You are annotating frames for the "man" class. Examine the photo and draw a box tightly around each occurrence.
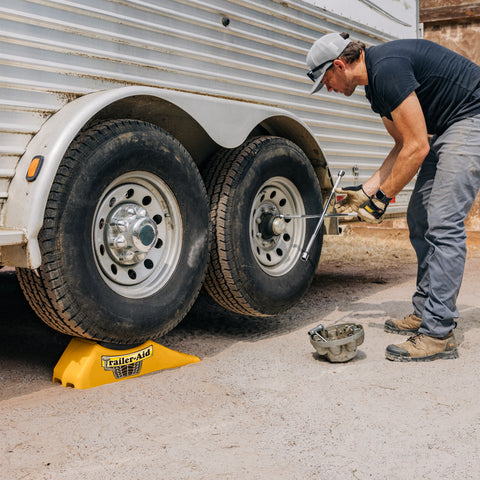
[306,32,480,362]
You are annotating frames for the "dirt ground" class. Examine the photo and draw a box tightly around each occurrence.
[1,226,480,480]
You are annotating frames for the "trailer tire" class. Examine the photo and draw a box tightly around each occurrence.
[17,120,209,344]
[203,136,323,316]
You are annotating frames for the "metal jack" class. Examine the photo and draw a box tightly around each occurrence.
[301,169,345,262]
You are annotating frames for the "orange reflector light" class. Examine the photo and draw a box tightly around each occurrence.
[26,155,44,182]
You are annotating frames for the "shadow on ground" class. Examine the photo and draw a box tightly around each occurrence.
[0,263,416,400]
[2,255,478,400]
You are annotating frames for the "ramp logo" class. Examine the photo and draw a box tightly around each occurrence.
[101,345,153,379]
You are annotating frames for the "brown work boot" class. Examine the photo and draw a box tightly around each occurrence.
[384,313,422,335]
[385,332,458,362]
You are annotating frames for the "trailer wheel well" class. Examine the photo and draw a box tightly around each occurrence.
[87,94,330,188]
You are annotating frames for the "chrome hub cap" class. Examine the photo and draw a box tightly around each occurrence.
[92,172,182,298]
[106,203,158,265]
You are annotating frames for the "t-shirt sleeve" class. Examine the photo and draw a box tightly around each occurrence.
[371,57,420,118]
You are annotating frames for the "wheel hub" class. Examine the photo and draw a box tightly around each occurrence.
[250,177,305,276]
[106,203,158,265]
[257,211,286,240]
[92,173,183,297]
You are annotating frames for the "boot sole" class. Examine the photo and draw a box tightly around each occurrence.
[385,349,459,362]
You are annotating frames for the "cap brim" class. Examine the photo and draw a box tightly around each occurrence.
[309,61,332,94]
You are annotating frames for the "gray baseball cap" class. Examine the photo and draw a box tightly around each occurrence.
[306,33,351,94]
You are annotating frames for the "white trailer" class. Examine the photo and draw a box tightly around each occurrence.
[0,0,419,344]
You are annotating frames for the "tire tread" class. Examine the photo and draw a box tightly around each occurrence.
[203,137,273,316]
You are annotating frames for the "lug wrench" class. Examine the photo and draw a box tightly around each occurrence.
[279,213,357,219]
[300,169,346,262]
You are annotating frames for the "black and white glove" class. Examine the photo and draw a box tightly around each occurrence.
[335,185,369,216]
[358,190,392,224]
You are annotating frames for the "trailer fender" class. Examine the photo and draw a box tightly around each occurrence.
[5,86,328,268]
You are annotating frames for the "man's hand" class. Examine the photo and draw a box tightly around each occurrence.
[335,185,370,215]
[358,193,391,224]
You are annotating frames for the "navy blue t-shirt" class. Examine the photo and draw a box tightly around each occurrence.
[364,39,480,135]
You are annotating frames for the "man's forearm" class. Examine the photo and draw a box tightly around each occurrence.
[379,143,429,198]
[374,93,430,199]
[362,143,401,197]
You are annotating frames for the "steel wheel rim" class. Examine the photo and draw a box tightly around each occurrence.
[92,171,182,298]
[249,176,305,276]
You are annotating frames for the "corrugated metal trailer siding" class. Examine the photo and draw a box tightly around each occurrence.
[0,0,409,219]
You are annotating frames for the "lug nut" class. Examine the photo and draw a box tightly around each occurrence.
[114,235,127,249]
[124,250,135,262]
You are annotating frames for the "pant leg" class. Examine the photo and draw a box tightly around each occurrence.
[418,115,480,338]
[407,148,438,317]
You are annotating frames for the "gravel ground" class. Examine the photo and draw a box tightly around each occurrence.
[1,227,480,480]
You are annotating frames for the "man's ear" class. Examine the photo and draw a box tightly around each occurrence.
[333,58,347,71]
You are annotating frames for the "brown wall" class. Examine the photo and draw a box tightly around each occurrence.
[420,0,480,230]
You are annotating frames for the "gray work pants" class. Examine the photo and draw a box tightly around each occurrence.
[407,114,480,338]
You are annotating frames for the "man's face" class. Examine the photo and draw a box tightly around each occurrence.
[321,60,357,96]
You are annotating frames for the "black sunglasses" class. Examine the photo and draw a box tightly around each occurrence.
[306,59,334,82]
